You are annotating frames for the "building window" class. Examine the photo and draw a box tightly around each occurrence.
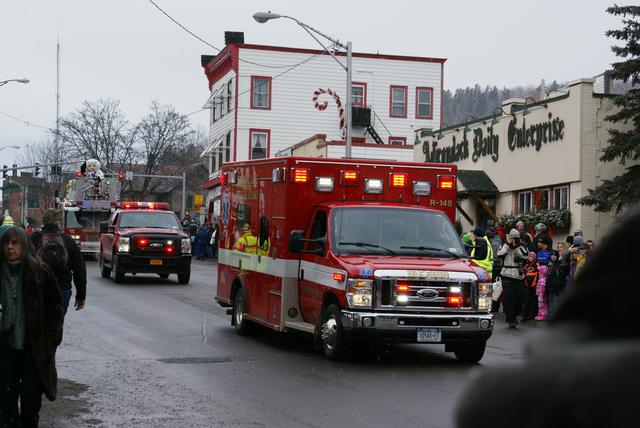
[211,103,217,123]
[226,79,233,112]
[553,186,569,209]
[389,86,408,118]
[518,191,533,213]
[533,189,550,211]
[388,136,407,145]
[352,82,367,107]
[249,129,270,160]
[251,76,272,109]
[416,87,433,119]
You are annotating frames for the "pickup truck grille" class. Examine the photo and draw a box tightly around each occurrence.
[377,279,475,310]
[130,234,182,256]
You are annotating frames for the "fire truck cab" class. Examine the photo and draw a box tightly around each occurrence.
[216,157,493,362]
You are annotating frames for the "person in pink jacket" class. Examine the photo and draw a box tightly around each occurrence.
[536,263,549,320]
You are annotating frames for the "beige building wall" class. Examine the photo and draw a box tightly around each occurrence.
[414,78,632,242]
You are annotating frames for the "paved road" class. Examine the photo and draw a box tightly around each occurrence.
[40,260,543,428]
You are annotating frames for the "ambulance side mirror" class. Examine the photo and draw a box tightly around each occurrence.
[288,230,305,253]
[288,230,326,255]
[100,221,109,234]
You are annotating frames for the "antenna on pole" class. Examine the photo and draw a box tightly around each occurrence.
[55,27,61,171]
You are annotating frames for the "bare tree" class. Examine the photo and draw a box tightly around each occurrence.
[132,101,193,200]
[16,138,71,213]
[57,98,133,170]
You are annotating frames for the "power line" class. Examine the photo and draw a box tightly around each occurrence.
[147,0,323,70]
[0,108,55,131]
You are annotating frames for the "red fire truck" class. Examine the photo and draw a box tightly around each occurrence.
[215,157,493,362]
[61,175,121,256]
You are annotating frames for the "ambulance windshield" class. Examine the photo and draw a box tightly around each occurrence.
[332,207,465,257]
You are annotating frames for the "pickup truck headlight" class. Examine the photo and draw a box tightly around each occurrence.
[181,238,192,254]
[346,279,373,308]
[118,237,130,253]
[477,282,492,312]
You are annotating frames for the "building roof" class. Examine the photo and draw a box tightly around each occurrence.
[457,170,499,198]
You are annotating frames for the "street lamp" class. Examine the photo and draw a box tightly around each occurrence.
[253,12,353,158]
[0,78,29,87]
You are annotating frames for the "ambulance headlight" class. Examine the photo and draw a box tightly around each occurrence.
[118,237,130,253]
[477,282,492,312]
[346,279,373,308]
[364,178,383,194]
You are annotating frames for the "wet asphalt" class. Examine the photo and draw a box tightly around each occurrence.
[40,260,542,428]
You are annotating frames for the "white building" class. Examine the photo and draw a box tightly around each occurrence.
[200,32,445,219]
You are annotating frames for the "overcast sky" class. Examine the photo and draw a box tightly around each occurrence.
[0,0,621,167]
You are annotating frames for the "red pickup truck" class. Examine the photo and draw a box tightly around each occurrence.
[99,202,192,284]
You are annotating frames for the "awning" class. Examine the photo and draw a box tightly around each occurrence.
[457,170,498,198]
[199,136,223,158]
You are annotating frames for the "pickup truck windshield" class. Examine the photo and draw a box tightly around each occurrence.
[332,207,465,257]
[119,212,182,230]
[65,210,111,229]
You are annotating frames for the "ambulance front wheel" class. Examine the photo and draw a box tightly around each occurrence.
[233,287,253,335]
[321,304,347,360]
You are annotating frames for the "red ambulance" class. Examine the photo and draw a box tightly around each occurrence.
[215,157,493,361]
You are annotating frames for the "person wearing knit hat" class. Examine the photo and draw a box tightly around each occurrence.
[497,228,530,328]
[0,216,15,237]
[31,209,86,314]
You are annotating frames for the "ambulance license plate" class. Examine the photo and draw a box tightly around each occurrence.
[150,259,163,266]
[417,328,442,343]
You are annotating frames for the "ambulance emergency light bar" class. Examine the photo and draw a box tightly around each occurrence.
[116,201,170,210]
[223,166,455,197]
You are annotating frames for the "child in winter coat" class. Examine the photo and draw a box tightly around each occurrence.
[536,264,549,320]
[522,252,539,322]
[546,250,563,316]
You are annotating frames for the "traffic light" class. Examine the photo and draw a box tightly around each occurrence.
[2,165,7,179]
[12,164,17,177]
[117,172,125,181]
[35,163,41,177]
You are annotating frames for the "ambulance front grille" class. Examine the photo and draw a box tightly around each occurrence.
[377,279,475,310]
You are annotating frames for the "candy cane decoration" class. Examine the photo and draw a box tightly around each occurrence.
[312,88,346,139]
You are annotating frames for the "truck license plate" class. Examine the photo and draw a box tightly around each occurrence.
[150,259,163,266]
[417,328,442,343]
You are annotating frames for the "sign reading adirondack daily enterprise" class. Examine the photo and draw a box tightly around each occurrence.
[421,112,565,164]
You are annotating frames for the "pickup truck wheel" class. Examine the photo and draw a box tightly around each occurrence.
[100,254,111,278]
[233,287,253,335]
[158,273,170,279]
[111,256,125,284]
[177,270,190,285]
[453,342,486,363]
[321,304,347,360]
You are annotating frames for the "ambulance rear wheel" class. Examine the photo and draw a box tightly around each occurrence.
[233,287,252,335]
[321,304,347,360]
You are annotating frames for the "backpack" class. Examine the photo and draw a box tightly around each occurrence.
[38,232,69,274]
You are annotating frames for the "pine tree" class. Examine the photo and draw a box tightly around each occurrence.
[577,5,640,212]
